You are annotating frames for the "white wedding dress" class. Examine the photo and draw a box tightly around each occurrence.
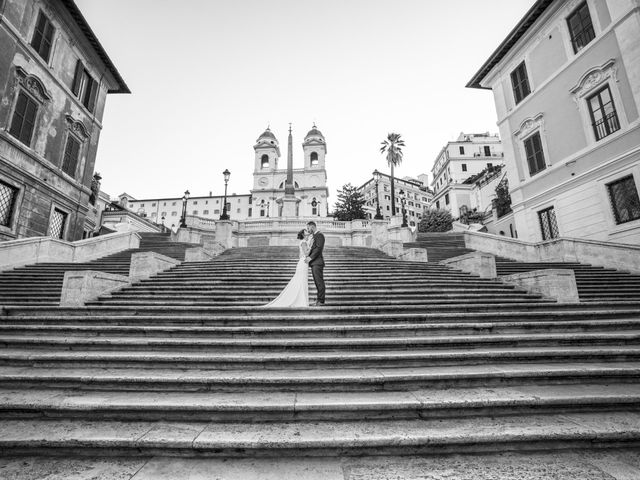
[264,240,309,308]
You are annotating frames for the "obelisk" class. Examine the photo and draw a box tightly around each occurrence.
[281,123,299,217]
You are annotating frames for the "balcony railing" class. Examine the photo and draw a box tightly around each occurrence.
[593,111,620,141]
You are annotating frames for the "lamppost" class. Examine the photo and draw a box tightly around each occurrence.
[399,189,408,227]
[179,190,190,228]
[372,169,383,220]
[220,169,230,220]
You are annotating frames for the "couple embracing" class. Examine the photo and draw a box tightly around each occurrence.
[265,221,325,308]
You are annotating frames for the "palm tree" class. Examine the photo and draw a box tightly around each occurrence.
[380,133,405,216]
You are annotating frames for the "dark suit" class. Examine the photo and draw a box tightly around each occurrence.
[308,231,325,304]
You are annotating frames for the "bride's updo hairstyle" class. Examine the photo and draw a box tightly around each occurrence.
[297,229,306,240]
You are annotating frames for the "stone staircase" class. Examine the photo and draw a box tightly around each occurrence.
[0,243,640,459]
[407,232,640,302]
[0,232,198,307]
[89,246,548,307]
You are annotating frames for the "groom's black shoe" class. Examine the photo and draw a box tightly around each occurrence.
[313,301,325,306]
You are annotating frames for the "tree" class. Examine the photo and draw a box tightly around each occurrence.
[418,209,453,232]
[380,133,405,216]
[332,183,366,221]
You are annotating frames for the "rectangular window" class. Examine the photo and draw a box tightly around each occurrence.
[248,208,252,217]
[607,175,640,225]
[151,203,156,207]
[193,201,198,205]
[588,85,620,141]
[538,206,559,240]
[484,146,491,156]
[236,208,241,213]
[436,201,440,209]
[510,61,531,104]
[567,2,595,53]
[459,146,464,155]
[445,194,450,205]
[192,210,198,215]
[203,209,209,215]
[49,208,67,239]
[461,164,467,172]
[214,209,220,214]
[9,91,38,146]
[61,135,80,178]
[0,180,19,227]
[171,211,177,216]
[31,11,55,62]
[260,209,265,217]
[487,163,493,169]
[524,132,546,175]
[172,202,176,206]
[71,61,98,112]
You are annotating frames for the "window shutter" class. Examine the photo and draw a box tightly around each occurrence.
[87,78,98,112]
[72,60,83,95]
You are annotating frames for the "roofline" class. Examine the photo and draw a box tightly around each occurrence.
[466,0,554,90]
[60,0,130,94]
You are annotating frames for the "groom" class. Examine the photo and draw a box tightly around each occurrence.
[305,221,325,306]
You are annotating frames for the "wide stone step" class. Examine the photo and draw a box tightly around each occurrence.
[2,363,637,391]
[6,302,640,317]
[102,283,539,301]
[2,331,638,352]
[90,297,549,307]
[6,309,639,325]
[2,411,639,456]
[2,384,639,422]
[1,345,639,369]
[2,318,638,338]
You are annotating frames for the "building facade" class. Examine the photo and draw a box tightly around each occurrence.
[430,133,504,216]
[468,0,640,244]
[120,192,253,230]
[358,173,433,226]
[250,125,330,218]
[118,125,331,228]
[0,0,128,241]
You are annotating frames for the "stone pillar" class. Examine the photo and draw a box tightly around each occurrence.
[370,220,389,249]
[500,269,580,303]
[281,197,299,217]
[440,252,497,279]
[129,251,181,282]
[60,271,130,307]
[215,220,234,249]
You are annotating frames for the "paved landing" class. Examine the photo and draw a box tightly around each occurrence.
[2,449,640,479]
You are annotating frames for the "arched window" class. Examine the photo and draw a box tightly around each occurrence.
[310,152,318,166]
[261,154,269,169]
[278,181,300,189]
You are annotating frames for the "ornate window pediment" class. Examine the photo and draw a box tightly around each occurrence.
[570,58,616,98]
[14,66,51,102]
[514,113,545,139]
[64,115,89,139]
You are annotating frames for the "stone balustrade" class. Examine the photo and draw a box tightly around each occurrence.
[463,230,640,275]
[0,231,141,272]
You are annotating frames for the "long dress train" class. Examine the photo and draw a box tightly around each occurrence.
[263,240,309,308]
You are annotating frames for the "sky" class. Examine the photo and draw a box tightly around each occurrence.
[75,0,536,203]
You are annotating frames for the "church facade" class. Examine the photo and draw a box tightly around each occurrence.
[117,124,330,228]
[251,125,330,218]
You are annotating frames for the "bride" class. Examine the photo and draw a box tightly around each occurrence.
[264,229,311,308]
